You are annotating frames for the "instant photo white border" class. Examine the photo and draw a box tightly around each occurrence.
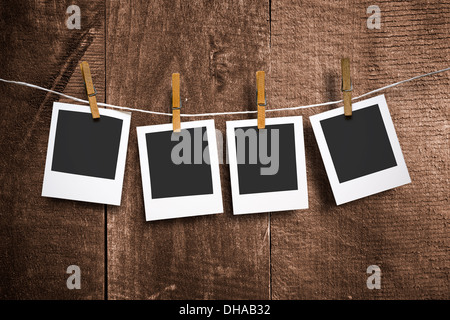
[226,116,308,215]
[137,119,223,221]
[42,102,131,205]
[310,94,411,205]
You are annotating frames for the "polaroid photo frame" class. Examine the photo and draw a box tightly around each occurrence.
[226,116,308,215]
[137,119,223,221]
[310,94,411,205]
[42,102,131,205]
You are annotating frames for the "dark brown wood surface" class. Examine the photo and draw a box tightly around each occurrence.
[269,0,449,299]
[0,0,448,299]
[105,0,270,300]
[0,1,106,299]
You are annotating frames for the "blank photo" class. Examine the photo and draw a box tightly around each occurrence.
[310,94,411,205]
[137,119,223,221]
[42,102,131,205]
[226,116,308,215]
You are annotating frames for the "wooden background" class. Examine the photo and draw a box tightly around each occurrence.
[0,0,448,300]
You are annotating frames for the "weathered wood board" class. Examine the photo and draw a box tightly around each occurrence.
[105,0,270,300]
[0,0,448,299]
[269,0,449,299]
[0,1,105,299]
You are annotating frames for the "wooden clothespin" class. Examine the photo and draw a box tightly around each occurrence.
[172,73,181,132]
[256,71,266,129]
[80,61,100,119]
[341,58,352,116]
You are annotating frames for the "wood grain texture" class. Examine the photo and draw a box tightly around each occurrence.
[106,0,270,299]
[0,0,448,300]
[269,0,449,299]
[0,0,105,299]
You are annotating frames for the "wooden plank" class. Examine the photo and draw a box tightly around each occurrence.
[270,0,449,299]
[0,1,105,299]
[106,1,270,299]
[2,0,447,301]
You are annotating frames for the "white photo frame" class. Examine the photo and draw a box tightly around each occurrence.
[226,116,308,215]
[310,94,411,205]
[42,102,131,205]
[137,119,223,221]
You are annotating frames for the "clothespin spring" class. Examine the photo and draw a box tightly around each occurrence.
[88,85,97,97]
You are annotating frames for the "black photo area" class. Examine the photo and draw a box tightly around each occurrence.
[51,110,123,179]
[235,124,298,194]
[145,127,213,199]
[320,104,397,183]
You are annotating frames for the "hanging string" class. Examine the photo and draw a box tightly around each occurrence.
[0,67,448,117]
